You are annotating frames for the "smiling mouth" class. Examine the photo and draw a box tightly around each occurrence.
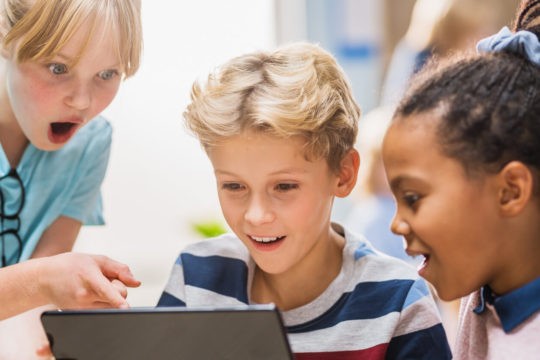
[249,235,285,244]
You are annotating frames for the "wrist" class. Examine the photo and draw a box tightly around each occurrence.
[29,257,53,306]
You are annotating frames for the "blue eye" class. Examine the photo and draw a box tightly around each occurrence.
[48,63,68,75]
[275,183,298,192]
[98,70,118,80]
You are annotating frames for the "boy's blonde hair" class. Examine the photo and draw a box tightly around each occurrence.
[184,42,360,173]
[0,0,142,77]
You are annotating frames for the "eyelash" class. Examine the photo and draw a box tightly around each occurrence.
[220,183,299,192]
[98,70,119,80]
[221,183,245,191]
[275,183,299,192]
[402,192,421,208]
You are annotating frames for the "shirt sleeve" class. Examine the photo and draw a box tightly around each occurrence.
[386,278,453,359]
[62,119,112,225]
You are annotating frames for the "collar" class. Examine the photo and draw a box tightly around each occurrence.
[473,277,540,333]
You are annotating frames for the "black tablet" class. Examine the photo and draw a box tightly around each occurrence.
[41,304,293,360]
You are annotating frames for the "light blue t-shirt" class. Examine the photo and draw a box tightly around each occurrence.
[0,116,112,265]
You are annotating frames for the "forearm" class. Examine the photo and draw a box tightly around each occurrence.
[0,259,49,320]
[31,216,81,258]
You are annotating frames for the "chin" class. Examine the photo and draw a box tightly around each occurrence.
[433,285,473,302]
[33,141,64,152]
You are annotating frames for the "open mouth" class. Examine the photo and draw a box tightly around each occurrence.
[48,122,79,144]
[405,249,430,273]
[250,235,286,244]
[416,254,430,276]
[248,235,286,251]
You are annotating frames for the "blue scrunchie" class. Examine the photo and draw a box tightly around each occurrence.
[476,26,540,65]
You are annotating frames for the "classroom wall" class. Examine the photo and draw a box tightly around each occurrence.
[74,0,276,306]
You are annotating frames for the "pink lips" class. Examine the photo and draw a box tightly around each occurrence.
[48,118,83,144]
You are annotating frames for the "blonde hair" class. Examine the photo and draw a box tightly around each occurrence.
[0,0,142,77]
[184,42,360,173]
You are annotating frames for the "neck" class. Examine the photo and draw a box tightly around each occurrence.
[489,211,540,295]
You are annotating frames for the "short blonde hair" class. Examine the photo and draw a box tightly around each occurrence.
[184,42,360,173]
[0,0,142,77]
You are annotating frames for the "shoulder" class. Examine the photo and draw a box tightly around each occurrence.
[181,233,250,261]
[73,116,112,147]
[81,116,112,135]
[173,233,251,305]
[343,225,418,281]
[341,225,434,311]
[59,116,112,153]
[175,233,252,275]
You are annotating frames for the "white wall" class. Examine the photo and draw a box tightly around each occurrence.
[74,1,276,306]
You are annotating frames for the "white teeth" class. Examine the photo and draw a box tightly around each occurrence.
[251,236,280,243]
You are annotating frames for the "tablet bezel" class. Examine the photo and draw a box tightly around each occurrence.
[41,304,293,360]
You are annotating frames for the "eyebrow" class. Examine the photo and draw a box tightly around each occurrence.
[389,176,406,192]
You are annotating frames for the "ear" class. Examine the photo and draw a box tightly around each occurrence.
[335,149,360,198]
[496,161,533,217]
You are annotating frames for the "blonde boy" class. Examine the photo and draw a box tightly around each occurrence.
[159,43,451,359]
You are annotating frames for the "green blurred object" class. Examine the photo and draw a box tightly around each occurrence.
[191,220,227,238]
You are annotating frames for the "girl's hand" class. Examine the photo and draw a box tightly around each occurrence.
[38,253,141,309]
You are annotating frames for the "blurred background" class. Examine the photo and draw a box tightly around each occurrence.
[1,0,521,357]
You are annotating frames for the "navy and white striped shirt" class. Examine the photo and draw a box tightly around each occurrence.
[158,225,452,359]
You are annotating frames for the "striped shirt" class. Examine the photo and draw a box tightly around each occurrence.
[158,225,451,359]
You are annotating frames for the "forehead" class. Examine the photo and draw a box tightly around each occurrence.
[55,19,120,64]
[207,132,327,175]
[382,114,470,189]
[209,132,305,161]
[382,115,439,166]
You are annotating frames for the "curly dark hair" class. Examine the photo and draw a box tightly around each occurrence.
[394,0,540,178]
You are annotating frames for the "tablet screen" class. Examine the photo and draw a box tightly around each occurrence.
[41,304,292,360]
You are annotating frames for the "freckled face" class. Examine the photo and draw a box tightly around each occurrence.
[382,115,505,301]
[2,20,123,150]
[206,132,342,277]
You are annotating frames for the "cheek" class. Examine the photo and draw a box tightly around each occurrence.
[217,195,242,225]
[284,194,332,227]
[10,84,55,126]
[9,71,51,109]
[91,84,120,114]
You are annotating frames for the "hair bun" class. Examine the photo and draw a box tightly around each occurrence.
[514,0,540,35]
[477,26,540,66]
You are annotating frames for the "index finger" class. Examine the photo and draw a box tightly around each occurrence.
[88,273,130,308]
[92,255,141,287]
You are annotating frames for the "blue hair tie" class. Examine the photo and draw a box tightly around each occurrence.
[477,26,540,65]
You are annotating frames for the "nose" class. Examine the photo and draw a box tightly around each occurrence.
[390,212,410,236]
[244,195,275,225]
[65,80,91,110]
